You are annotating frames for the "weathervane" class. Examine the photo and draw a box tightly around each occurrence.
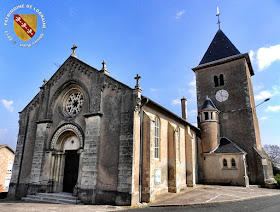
[216,6,221,30]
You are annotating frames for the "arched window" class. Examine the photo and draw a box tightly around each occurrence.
[214,76,219,87]
[231,158,236,167]
[204,112,209,120]
[214,74,225,87]
[220,74,224,86]
[223,159,228,167]
[155,117,160,159]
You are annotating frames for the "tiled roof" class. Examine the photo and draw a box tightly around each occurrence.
[199,29,240,65]
[210,137,246,154]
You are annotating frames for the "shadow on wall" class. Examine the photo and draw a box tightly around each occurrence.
[0,192,8,199]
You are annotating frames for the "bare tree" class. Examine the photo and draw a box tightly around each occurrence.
[263,144,280,168]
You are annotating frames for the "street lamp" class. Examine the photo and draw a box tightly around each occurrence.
[255,98,270,108]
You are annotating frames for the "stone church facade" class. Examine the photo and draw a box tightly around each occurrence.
[9,29,275,205]
[8,49,198,205]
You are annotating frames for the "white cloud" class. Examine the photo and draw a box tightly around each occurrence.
[188,77,196,98]
[266,105,280,112]
[172,99,181,105]
[178,88,188,96]
[150,88,159,92]
[188,109,197,117]
[253,84,264,92]
[2,99,14,112]
[255,90,273,101]
[255,85,280,101]
[249,50,255,63]
[251,44,280,71]
[187,109,198,125]
[260,116,268,120]
[272,85,280,94]
[189,78,196,87]
[176,10,185,19]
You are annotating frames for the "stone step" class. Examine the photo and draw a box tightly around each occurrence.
[22,192,82,205]
[22,196,81,204]
[36,192,78,200]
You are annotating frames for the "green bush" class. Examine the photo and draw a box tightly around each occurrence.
[273,164,280,175]
[274,174,280,186]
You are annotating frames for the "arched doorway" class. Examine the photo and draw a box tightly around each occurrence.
[63,150,79,192]
[50,124,83,193]
[60,133,80,193]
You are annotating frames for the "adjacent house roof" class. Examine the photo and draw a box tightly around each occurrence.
[199,29,240,65]
[0,144,15,154]
[200,96,219,111]
[209,137,246,154]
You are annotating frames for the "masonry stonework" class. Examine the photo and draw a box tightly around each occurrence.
[9,28,275,205]
[193,29,275,186]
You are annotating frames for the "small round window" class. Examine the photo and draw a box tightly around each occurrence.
[63,88,84,116]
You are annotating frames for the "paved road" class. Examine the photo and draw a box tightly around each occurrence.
[150,185,280,206]
[0,200,125,212]
[121,194,280,212]
[1,185,279,212]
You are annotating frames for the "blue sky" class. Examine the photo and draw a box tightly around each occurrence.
[0,0,279,150]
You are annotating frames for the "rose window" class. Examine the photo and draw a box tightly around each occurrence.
[65,92,84,116]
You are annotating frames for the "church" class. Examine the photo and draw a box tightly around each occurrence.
[8,29,275,205]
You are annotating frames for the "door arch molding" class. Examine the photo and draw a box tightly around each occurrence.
[50,123,84,150]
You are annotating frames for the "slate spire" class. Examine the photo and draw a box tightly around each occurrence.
[201,96,219,111]
[199,29,240,65]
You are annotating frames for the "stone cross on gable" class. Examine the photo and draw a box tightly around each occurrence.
[102,60,107,71]
[134,74,141,89]
[71,45,77,57]
[101,60,110,75]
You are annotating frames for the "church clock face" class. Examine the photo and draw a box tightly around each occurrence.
[65,91,84,116]
[215,89,229,102]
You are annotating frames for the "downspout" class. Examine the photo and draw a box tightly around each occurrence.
[139,98,149,203]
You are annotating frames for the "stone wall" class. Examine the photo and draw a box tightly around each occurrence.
[141,103,198,202]
[8,56,138,206]
[0,147,14,192]
[194,57,273,184]
[202,153,248,186]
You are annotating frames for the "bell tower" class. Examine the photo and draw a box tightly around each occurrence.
[192,29,275,185]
